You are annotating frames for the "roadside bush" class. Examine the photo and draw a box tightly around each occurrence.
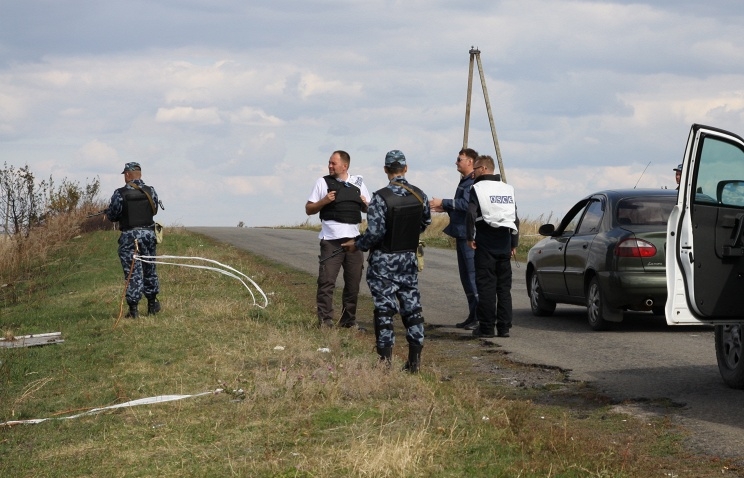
[0,163,107,298]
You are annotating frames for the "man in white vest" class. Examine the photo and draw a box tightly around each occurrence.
[466,155,519,338]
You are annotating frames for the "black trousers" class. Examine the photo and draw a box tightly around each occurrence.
[474,248,512,333]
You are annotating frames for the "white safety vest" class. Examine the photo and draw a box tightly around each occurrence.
[473,180,518,232]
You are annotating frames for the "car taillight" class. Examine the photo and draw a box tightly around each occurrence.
[615,238,657,258]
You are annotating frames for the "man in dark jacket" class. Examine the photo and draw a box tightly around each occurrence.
[466,155,519,338]
[429,148,479,329]
[106,162,161,319]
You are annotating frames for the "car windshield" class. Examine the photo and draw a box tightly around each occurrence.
[616,196,675,226]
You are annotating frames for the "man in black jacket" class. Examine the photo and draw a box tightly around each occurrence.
[466,155,519,338]
[429,148,480,330]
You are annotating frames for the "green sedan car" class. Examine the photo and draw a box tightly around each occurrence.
[526,188,677,330]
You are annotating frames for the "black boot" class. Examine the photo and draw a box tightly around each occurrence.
[125,303,139,319]
[377,346,392,367]
[147,296,161,315]
[403,344,423,374]
[455,317,477,329]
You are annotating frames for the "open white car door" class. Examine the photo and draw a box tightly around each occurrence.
[666,124,744,387]
[667,124,744,324]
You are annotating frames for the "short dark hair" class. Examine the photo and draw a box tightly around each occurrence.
[459,148,478,161]
[385,164,406,174]
[475,155,495,172]
[333,150,351,165]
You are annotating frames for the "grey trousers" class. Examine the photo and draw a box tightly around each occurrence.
[316,238,364,326]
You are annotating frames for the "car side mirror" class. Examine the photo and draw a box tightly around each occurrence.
[538,224,556,236]
[717,180,744,206]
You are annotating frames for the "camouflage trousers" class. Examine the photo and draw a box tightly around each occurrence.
[366,250,424,348]
[118,229,160,305]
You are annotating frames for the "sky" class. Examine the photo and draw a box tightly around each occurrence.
[2,0,744,228]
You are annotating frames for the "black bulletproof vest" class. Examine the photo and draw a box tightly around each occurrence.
[319,175,364,224]
[118,185,155,230]
[376,186,423,253]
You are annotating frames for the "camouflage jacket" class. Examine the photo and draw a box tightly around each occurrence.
[355,176,431,253]
[105,179,159,224]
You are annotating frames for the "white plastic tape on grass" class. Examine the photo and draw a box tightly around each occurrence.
[0,391,218,427]
[136,254,268,308]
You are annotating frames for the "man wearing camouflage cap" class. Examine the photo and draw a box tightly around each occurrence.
[342,150,432,373]
[106,162,162,318]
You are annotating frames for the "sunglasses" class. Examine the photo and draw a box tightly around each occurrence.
[456,157,471,163]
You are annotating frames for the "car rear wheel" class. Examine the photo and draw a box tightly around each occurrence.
[529,272,556,316]
[715,324,744,389]
[586,277,612,331]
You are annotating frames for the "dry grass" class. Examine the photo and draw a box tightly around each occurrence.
[1,217,736,477]
[0,202,110,287]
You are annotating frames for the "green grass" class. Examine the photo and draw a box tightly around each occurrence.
[0,228,735,477]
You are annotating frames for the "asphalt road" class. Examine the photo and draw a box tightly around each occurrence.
[188,226,744,461]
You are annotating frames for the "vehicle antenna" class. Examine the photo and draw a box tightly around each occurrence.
[633,161,651,189]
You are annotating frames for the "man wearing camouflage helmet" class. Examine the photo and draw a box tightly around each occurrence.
[105,162,162,318]
[342,150,432,372]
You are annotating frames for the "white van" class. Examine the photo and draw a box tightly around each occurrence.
[666,124,744,388]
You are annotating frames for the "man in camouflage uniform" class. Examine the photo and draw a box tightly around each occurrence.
[342,150,431,372]
[106,162,161,318]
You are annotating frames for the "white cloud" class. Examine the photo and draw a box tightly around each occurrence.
[1,0,744,226]
[76,140,120,169]
[155,106,222,124]
[229,107,284,126]
[297,72,363,99]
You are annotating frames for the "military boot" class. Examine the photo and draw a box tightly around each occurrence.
[403,344,423,374]
[376,346,392,368]
[146,296,161,315]
[125,303,139,319]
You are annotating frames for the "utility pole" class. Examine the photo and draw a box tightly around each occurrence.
[462,47,507,183]
[462,48,476,150]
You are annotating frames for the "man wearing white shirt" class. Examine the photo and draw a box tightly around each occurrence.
[306,150,370,328]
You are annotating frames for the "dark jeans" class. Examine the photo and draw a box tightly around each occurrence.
[474,248,512,333]
[317,238,364,325]
[456,238,478,321]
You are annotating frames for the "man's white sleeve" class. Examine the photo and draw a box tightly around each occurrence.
[307,177,326,203]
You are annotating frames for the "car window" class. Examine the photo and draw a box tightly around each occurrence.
[694,137,744,207]
[556,199,590,234]
[575,199,603,234]
[563,215,580,234]
[616,196,675,226]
